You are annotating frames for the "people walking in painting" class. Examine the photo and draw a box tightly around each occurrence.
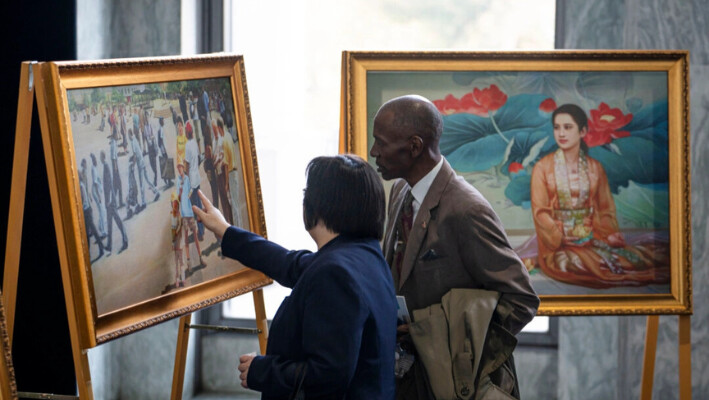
[110,131,125,208]
[175,116,187,165]
[98,104,106,132]
[212,119,232,225]
[90,153,107,237]
[171,191,185,287]
[219,117,242,227]
[119,106,129,152]
[129,128,160,211]
[144,110,159,186]
[132,106,143,154]
[184,121,206,239]
[68,77,244,316]
[177,162,206,271]
[198,86,218,208]
[156,116,173,188]
[100,150,128,253]
[179,92,189,125]
[80,167,105,260]
[126,154,140,218]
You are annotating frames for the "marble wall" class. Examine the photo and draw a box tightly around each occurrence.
[557,0,709,399]
[78,0,180,60]
[515,347,559,399]
[88,319,198,400]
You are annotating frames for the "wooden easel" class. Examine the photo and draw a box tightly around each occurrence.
[640,315,692,400]
[3,61,269,399]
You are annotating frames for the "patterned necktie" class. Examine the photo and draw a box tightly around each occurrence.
[393,190,414,278]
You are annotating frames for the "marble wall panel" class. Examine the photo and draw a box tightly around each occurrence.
[78,0,180,60]
[116,320,180,399]
[88,341,120,400]
[106,0,181,58]
[557,0,709,398]
[555,0,624,49]
[514,347,558,400]
[77,0,109,60]
[559,317,619,400]
[200,333,260,396]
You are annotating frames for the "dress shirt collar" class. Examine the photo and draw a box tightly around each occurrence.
[410,158,444,220]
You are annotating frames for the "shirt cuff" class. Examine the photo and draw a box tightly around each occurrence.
[246,355,267,392]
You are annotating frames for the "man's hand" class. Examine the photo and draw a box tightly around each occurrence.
[397,324,410,335]
[237,353,256,389]
[192,189,230,239]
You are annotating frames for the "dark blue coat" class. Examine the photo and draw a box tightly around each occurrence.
[221,227,397,399]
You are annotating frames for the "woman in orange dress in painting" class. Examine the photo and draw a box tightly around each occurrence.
[530,104,668,288]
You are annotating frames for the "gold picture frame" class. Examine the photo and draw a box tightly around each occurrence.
[341,50,691,316]
[40,54,272,347]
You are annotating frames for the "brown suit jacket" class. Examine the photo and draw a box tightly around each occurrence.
[384,159,539,335]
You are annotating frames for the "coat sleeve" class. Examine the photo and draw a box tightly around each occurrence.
[220,226,313,288]
[247,263,367,398]
[456,202,540,335]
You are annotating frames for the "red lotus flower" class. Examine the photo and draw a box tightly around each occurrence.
[539,98,557,113]
[432,85,508,117]
[433,94,462,115]
[508,162,524,174]
[584,102,633,147]
[459,84,508,117]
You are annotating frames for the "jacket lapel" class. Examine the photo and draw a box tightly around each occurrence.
[384,180,408,287]
[398,160,455,290]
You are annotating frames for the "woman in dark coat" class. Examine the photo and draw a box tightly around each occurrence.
[193,155,397,399]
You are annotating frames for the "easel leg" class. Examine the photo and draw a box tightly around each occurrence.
[4,61,94,398]
[171,314,192,400]
[253,289,268,354]
[640,315,659,400]
[3,61,36,345]
[34,62,93,399]
[678,315,691,400]
[74,349,92,399]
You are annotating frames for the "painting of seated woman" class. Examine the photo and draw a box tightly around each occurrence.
[353,52,689,311]
[369,70,676,296]
[529,104,669,289]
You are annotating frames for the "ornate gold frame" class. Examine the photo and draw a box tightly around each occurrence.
[40,54,272,347]
[340,50,691,316]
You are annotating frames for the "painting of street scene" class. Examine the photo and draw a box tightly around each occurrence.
[69,78,250,315]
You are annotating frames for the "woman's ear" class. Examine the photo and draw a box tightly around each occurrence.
[580,126,588,138]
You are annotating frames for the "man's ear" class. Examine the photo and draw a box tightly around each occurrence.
[409,135,424,157]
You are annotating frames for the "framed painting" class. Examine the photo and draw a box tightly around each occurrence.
[39,54,271,347]
[340,51,691,315]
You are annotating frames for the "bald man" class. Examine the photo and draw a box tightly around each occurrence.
[370,95,539,399]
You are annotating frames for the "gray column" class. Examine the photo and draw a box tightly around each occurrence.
[78,0,180,60]
[556,1,709,398]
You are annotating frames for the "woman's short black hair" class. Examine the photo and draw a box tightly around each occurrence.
[303,154,385,240]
